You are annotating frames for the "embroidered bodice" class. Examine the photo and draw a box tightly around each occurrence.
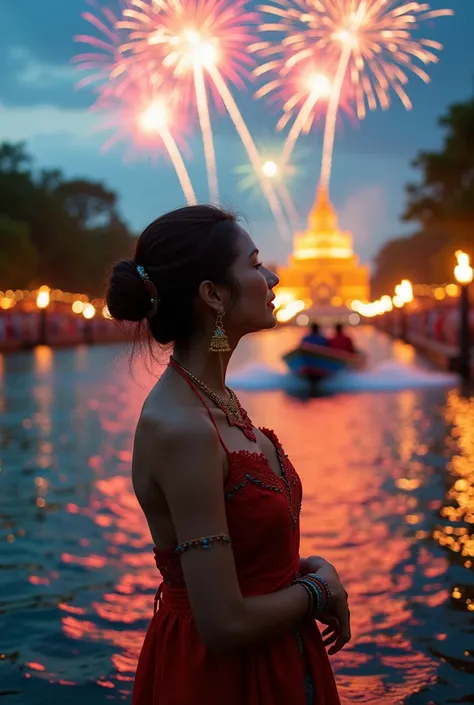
[154,427,302,593]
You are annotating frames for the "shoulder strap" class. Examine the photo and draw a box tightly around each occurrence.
[168,359,230,455]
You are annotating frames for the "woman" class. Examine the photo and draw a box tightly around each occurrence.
[106,205,350,705]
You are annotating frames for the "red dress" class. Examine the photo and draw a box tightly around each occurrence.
[132,380,341,705]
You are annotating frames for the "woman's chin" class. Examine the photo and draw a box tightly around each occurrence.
[262,310,278,330]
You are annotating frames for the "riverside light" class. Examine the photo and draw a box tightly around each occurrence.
[82,304,96,320]
[36,286,50,310]
[454,251,473,285]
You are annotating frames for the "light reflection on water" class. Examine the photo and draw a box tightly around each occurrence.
[0,328,473,704]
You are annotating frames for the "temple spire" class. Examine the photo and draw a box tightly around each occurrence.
[308,184,338,232]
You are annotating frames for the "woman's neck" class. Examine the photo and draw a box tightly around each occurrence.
[172,343,232,396]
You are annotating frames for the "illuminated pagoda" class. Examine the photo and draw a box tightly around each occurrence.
[277,186,370,314]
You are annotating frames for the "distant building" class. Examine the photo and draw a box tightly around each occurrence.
[277,186,370,312]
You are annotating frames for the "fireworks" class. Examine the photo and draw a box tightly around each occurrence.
[235,153,299,230]
[255,0,454,189]
[92,74,196,204]
[118,0,259,202]
[75,0,454,228]
[76,0,288,236]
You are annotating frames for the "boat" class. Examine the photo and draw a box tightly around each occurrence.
[283,342,366,382]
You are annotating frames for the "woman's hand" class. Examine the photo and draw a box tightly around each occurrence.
[299,556,351,654]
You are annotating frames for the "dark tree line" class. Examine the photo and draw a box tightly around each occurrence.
[371,97,474,297]
[0,142,135,294]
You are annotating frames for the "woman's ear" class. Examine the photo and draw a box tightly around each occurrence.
[197,280,223,313]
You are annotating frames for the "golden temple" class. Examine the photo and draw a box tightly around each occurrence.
[277,186,370,310]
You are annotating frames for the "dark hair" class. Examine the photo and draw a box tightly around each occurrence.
[106,205,241,349]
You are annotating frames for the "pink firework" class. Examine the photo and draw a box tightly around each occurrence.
[117,0,260,202]
[93,72,196,203]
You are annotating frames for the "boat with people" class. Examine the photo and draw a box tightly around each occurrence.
[283,341,366,382]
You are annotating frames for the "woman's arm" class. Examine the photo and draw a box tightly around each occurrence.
[140,410,311,653]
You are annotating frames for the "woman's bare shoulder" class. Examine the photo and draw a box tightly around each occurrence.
[134,384,220,470]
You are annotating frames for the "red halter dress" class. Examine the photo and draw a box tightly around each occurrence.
[132,367,341,705]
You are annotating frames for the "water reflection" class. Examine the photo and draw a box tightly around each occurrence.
[0,329,473,703]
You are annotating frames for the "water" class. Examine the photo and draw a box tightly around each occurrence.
[1,327,473,704]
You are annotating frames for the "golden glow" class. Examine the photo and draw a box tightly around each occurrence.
[293,186,355,260]
[434,287,446,301]
[139,101,168,133]
[334,28,358,48]
[36,286,50,310]
[262,160,278,177]
[446,283,459,297]
[273,290,296,308]
[182,31,218,66]
[276,299,305,323]
[392,295,404,309]
[102,305,113,319]
[72,300,84,314]
[454,251,473,285]
[82,304,96,320]
[381,295,393,312]
[1,298,13,310]
[395,280,413,304]
[309,72,331,97]
[357,300,386,318]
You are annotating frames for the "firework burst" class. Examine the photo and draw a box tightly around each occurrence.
[117,0,258,203]
[74,0,135,98]
[92,73,196,204]
[256,0,454,189]
[235,152,299,229]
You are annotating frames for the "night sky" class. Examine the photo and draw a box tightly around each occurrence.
[1,0,473,267]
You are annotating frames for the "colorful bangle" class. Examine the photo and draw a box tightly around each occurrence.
[301,576,326,614]
[292,574,326,618]
[174,533,231,555]
[296,581,314,617]
[311,575,334,608]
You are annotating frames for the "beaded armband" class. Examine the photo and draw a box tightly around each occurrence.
[174,533,231,555]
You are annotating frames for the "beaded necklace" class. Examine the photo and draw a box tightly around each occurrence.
[169,357,256,442]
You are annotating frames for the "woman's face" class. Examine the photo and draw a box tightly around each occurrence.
[225,225,279,337]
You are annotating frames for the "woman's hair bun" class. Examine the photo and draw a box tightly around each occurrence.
[106,259,152,323]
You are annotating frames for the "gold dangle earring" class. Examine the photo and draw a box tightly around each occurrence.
[209,309,231,353]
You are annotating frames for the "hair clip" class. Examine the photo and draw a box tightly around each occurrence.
[136,264,159,318]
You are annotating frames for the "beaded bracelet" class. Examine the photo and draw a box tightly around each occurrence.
[296,580,315,617]
[311,575,334,609]
[292,573,327,618]
[301,576,326,613]
[174,533,231,555]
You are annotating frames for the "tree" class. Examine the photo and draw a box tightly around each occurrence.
[371,96,474,296]
[0,142,135,294]
[55,179,118,229]
[0,216,39,287]
[0,142,32,174]
[403,98,474,225]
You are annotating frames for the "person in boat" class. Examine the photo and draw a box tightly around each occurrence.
[329,323,356,354]
[302,321,329,347]
[106,205,350,705]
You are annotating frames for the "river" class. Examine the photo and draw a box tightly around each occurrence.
[1,327,473,703]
